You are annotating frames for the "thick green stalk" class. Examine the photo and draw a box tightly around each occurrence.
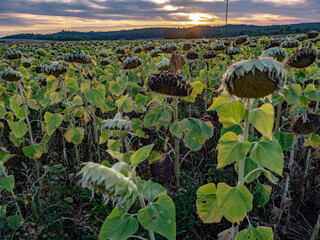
[18,82,41,192]
[238,99,252,183]
[174,98,180,187]
[233,99,251,240]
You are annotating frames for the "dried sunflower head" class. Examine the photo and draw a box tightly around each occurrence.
[3,50,22,60]
[317,50,320,60]
[114,47,126,55]
[79,162,138,206]
[144,42,155,52]
[36,49,47,56]
[307,31,319,39]
[222,57,287,98]
[22,60,32,69]
[161,43,178,53]
[281,38,300,48]
[133,46,142,53]
[287,48,316,68]
[0,69,22,82]
[249,43,257,48]
[186,51,199,60]
[261,47,286,62]
[64,51,92,64]
[235,35,248,45]
[203,51,217,59]
[227,47,241,56]
[42,62,68,77]
[100,58,112,66]
[210,43,225,51]
[150,49,162,58]
[98,50,112,58]
[182,41,192,51]
[147,71,193,97]
[102,112,132,131]
[296,34,307,42]
[264,39,281,50]
[291,112,320,135]
[122,56,142,69]
[156,58,170,71]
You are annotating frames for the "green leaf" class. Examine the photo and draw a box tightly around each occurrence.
[283,84,302,105]
[216,183,253,225]
[84,85,105,108]
[235,158,261,183]
[22,143,48,159]
[108,139,121,152]
[208,93,230,111]
[0,175,14,193]
[196,183,223,223]
[144,105,166,128]
[173,118,213,151]
[249,103,274,140]
[217,132,251,168]
[99,129,112,144]
[250,136,284,176]
[236,226,273,240]
[7,215,23,230]
[64,127,84,145]
[274,132,295,150]
[116,95,134,113]
[254,183,272,208]
[130,144,154,167]
[44,112,63,136]
[142,180,167,203]
[304,133,320,149]
[99,207,138,240]
[217,102,246,128]
[8,121,28,138]
[138,194,176,240]
[304,84,320,101]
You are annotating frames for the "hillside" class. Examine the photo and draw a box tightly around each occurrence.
[1,22,320,41]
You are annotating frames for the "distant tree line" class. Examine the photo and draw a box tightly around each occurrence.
[1,22,320,41]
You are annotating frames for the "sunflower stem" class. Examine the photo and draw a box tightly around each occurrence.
[174,98,180,187]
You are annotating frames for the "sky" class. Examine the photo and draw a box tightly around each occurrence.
[0,0,319,37]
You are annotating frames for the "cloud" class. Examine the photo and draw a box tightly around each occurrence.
[0,0,318,37]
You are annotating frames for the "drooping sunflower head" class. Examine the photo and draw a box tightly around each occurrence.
[122,56,142,70]
[150,49,162,58]
[186,51,199,60]
[286,48,316,68]
[291,111,320,135]
[235,35,248,45]
[3,50,22,60]
[182,41,192,51]
[307,30,319,39]
[261,47,286,62]
[79,162,138,206]
[43,62,68,77]
[161,43,178,54]
[203,51,217,59]
[0,69,23,82]
[64,51,92,64]
[100,58,112,66]
[281,38,300,49]
[222,57,287,98]
[156,58,170,71]
[102,112,132,131]
[147,72,193,97]
[22,60,32,69]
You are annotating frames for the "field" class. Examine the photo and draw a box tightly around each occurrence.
[0,33,320,240]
